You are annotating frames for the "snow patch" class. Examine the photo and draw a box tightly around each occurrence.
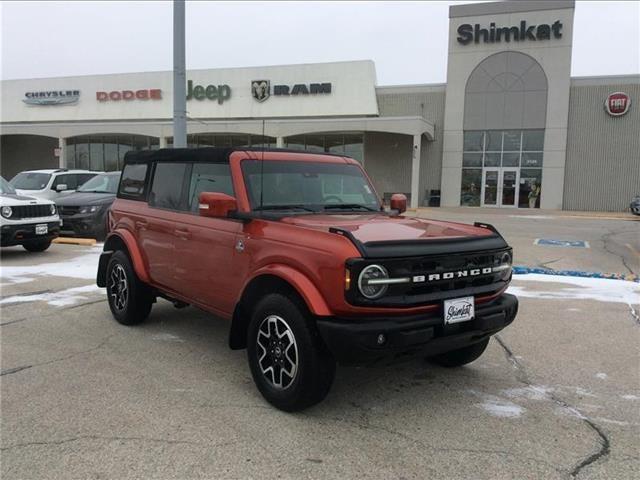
[152,333,185,343]
[0,284,103,307]
[468,390,525,418]
[503,385,551,401]
[0,249,102,285]
[621,394,639,401]
[508,274,640,306]
[595,373,608,380]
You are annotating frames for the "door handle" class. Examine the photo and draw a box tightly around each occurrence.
[135,220,148,230]
[174,228,191,240]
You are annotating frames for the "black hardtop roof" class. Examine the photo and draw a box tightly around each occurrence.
[123,147,347,165]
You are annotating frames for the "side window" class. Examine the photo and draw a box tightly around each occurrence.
[187,162,234,212]
[119,164,148,199]
[52,174,77,190]
[149,162,188,210]
[77,174,97,188]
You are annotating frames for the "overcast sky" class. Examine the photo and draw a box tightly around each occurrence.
[1,1,638,85]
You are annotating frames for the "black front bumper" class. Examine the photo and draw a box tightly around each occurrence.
[1,221,60,247]
[60,212,104,237]
[316,293,518,365]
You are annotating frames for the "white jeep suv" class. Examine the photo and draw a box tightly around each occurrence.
[1,177,61,252]
[10,169,100,201]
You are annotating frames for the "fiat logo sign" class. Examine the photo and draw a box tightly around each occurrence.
[605,92,631,116]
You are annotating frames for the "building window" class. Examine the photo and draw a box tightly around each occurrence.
[66,135,159,172]
[461,130,544,208]
[284,133,364,163]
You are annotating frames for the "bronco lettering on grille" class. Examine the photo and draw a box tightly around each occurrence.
[415,267,493,283]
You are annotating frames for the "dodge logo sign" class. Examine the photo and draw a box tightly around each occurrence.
[252,80,270,102]
[605,92,631,116]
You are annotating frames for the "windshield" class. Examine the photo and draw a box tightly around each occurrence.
[77,173,120,194]
[10,172,51,190]
[0,177,17,195]
[242,160,380,212]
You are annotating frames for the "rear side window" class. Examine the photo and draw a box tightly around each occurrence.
[187,162,233,212]
[119,164,148,199]
[149,162,188,210]
[52,174,79,190]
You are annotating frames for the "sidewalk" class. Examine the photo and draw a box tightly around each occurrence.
[410,206,639,221]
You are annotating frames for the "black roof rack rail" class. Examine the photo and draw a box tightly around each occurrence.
[53,168,69,173]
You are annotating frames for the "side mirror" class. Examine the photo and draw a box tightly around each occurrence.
[55,184,68,192]
[390,193,407,214]
[198,192,237,218]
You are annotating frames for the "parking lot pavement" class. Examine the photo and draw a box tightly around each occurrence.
[414,208,640,276]
[1,219,639,479]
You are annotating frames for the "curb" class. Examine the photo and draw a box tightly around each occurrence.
[53,237,97,246]
[513,266,640,283]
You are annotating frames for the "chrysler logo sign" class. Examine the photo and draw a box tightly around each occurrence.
[605,92,631,116]
[23,90,80,106]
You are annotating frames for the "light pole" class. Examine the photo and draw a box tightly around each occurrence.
[173,0,187,148]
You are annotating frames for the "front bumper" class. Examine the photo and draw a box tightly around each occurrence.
[60,212,104,237]
[630,204,640,215]
[1,221,60,247]
[316,293,518,365]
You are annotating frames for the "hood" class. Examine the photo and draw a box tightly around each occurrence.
[279,213,507,258]
[56,192,116,206]
[0,193,53,206]
[280,213,493,242]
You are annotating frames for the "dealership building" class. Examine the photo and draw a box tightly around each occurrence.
[1,0,638,211]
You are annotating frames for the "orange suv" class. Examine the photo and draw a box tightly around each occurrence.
[97,148,518,411]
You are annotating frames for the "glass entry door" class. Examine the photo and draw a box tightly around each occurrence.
[481,168,520,207]
[481,169,499,206]
[500,168,519,207]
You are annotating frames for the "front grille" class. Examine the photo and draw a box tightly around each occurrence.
[346,248,511,307]
[59,206,81,216]
[10,204,54,220]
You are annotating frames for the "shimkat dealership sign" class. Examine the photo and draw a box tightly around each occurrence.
[457,20,563,44]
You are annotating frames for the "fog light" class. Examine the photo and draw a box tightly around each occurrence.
[377,333,386,345]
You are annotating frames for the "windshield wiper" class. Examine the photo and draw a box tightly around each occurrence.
[323,204,379,212]
[254,204,317,212]
[79,190,112,194]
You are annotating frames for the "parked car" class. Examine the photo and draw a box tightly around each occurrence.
[630,195,640,216]
[0,176,60,252]
[10,169,100,201]
[57,171,121,240]
[97,148,518,411]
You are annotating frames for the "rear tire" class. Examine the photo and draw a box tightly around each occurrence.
[106,250,153,325]
[247,293,336,411]
[22,239,52,252]
[428,338,490,367]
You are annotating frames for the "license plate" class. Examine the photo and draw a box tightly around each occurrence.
[444,296,475,324]
[35,224,48,235]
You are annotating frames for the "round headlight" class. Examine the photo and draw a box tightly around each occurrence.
[358,264,389,299]
[49,204,57,215]
[1,206,12,218]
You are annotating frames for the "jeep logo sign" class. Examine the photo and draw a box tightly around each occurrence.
[605,92,631,116]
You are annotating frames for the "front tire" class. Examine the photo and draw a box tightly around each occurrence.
[247,293,336,411]
[106,250,153,325]
[428,338,490,367]
[22,238,52,252]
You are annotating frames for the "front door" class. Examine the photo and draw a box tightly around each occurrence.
[481,168,520,207]
[500,168,519,208]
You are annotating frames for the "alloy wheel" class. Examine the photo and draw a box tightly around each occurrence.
[109,264,128,311]
[256,315,299,389]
